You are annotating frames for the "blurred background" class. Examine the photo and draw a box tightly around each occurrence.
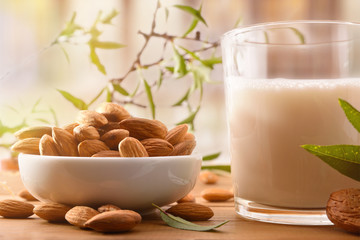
[0,0,360,166]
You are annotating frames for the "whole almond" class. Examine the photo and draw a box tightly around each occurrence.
[326,188,360,233]
[141,138,174,157]
[39,134,59,156]
[0,199,34,218]
[91,150,121,157]
[18,189,37,201]
[100,129,129,150]
[177,193,196,203]
[34,203,71,222]
[76,110,108,128]
[170,140,196,156]
[98,204,121,213]
[119,117,167,140]
[199,171,219,184]
[73,124,100,142]
[14,126,52,140]
[52,127,78,156]
[78,139,110,157]
[11,138,40,155]
[165,124,188,145]
[118,137,149,157]
[96,102,131,122]
[166,202,213,221]
[65,206,99,228]
[62,122,79,134]
[97,122,123,136]
[201,188,233,202]
[183,132,195,141]
[85,210,141,233]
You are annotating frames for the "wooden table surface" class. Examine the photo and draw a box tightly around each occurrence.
[0,175,359,240]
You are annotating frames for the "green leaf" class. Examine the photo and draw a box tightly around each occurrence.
[201,57,222,69]
[89,46,106,74]
[183,18,199,37]
[302,144,360,182]
[130,81,141,97]
[31,98,42,113]
[152,204,229,231]
[112,83,129,96]
[143,78,156,119]
[177,107,200,130]
[172,45,188,78]
[157,70,164,89]
[203,152,221,161]
[49,107,58,127]
[88,88,106,107]
[174,5,207,27]
[263,31,269,44]
[165,66,174,73]
[339,98,360,133]
[101,9,119,24]
[57,12,82,38]
[34,118,51,124]
[90,41,126,49]
[289,27,305,44]
[106,88,112,102]
[172,89,190,107]
[165,7,169,22]
[202,165,231,173]
[58,44,70,63]
[233,15,243,28]
[57,89,88,110]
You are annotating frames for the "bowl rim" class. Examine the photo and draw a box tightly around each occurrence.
[18,153,202,162]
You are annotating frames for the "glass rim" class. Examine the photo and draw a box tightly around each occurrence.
[222,20,360,46]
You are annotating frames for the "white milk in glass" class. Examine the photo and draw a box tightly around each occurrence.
[227,77,360,208]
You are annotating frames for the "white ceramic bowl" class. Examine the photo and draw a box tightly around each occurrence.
[18,154,201,212]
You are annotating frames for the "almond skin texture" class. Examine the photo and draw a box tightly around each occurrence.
[100,129,129,150]
[84,210,141,233]
[62,122,79,134]
[39,134,59,156]
[78,139,110,157]
[165,124,188,145]
[141,138,174,157]
[119,137,149,157]
[97,122,123,136]
[33,203,71,222]
[177,193,196,203]
[18,189,37,201]
[183,132,195,141]
[52,127,78,156]
[170,140,196,156]
[14,126,52,140]
[98,204,121,213]
[65,206,99,228]
[91,150,121,157]
[96,102,131,122]
[11,138,40,155]
[201,188,234,202]
[166,202,213,221]
[73,124,100,142]
[199,171,219,184]
[0,199,34,218]
[76,110,108,128]
[326,188,360,233]
[119,117,167,140]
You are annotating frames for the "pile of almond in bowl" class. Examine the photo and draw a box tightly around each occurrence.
[11,102,196,158]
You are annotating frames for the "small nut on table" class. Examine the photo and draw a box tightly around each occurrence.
[326,188,360,233]
[201,188,234,202]
[199,170,219,184]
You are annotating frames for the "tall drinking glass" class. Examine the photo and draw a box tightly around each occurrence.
[222,21,360,225]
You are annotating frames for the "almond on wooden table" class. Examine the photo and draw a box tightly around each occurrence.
[199,171,219,184]
[14,126,52,140]
[201,188,234,202]
[100,129,129,150]
[39,134,59,156]
[119,117,167,140]
[33,203,71,222]
[166,202,214,221]
[11,138,40,155]
[96,102,131,122]
[78,139,109,157]
[165,124,188,145]
[73,124,100,142]
[141,138,173,157]
[91,150,121,157]
[18,189,37,201]
[118,137,149,157]
[52,127,78,156]
[65,206,99,228]
[0,199,34,218]
[76,110,108,128]
[177,193,196,203]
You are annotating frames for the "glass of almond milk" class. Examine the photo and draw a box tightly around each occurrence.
[222,21,360,225]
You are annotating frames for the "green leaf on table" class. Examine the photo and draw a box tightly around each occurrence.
[88,88,106,107]
[339,98,360,133]
[152,204,229,231]
[202,165,231,173]
[91,41,125,49]
[89,46,106,74]
[112,83,129,96]
[57,89,88,110]
[101,9,119,24]
[302,144,360,182]
[203,152,221,161]
[143,78,156,119]
[172,89,190,107]
[173,4,207,27]
[172,45,188,78]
